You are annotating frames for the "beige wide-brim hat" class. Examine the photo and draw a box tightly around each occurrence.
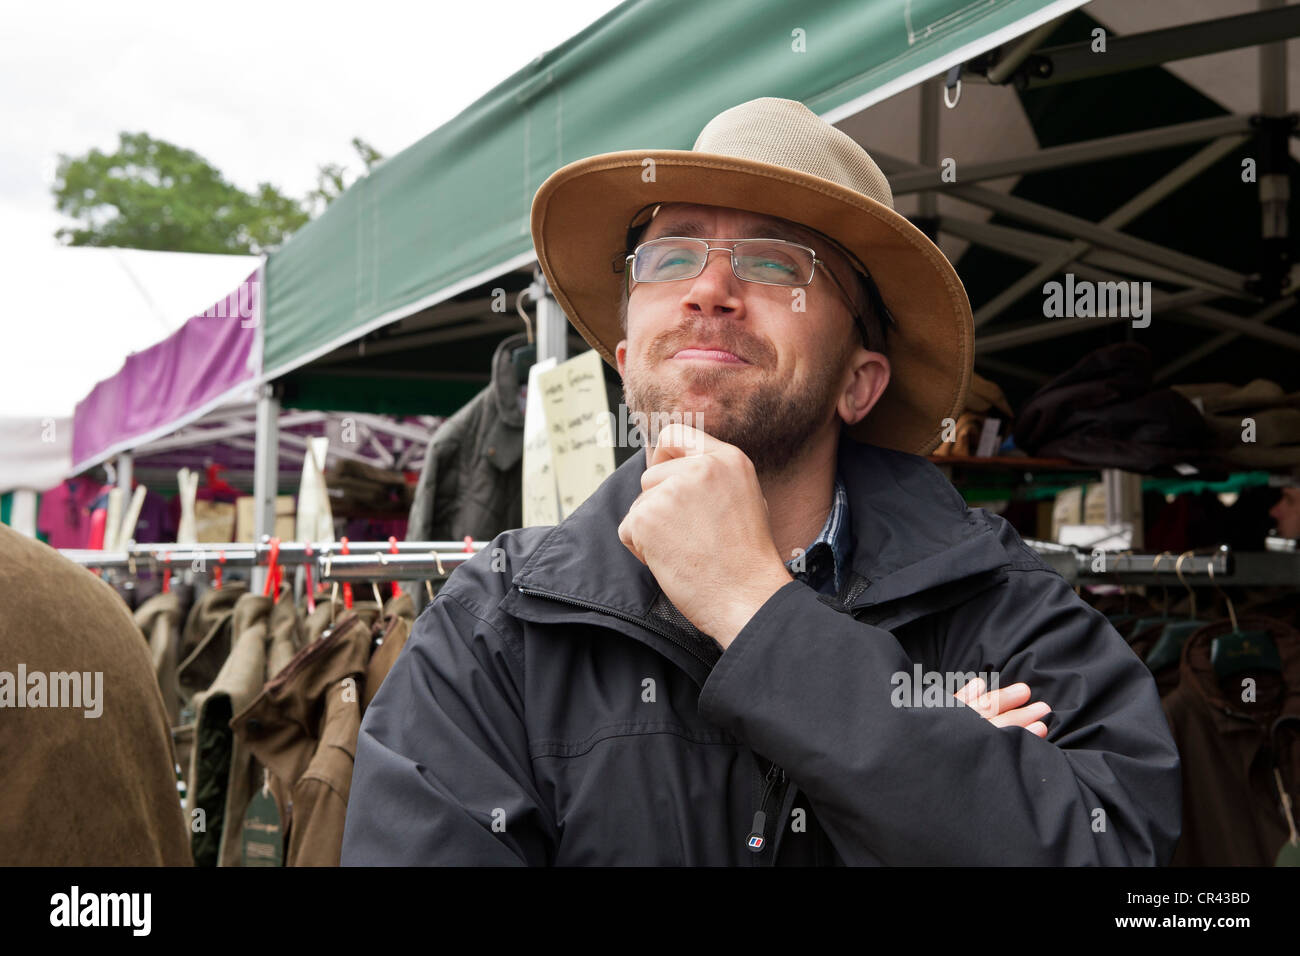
[530,96,974,456]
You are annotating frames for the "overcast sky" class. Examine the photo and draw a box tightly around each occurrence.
[0,0,627,257]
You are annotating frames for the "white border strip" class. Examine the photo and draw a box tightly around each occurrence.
[259,248,540,384]
[820,0,1091,125]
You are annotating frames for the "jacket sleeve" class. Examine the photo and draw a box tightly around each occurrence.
[697,568,1182,866]
[341,589,555,865]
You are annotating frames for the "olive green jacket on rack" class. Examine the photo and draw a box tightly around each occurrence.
[135,591,185,731]
[183,589,303,867]
[231,597,411,866]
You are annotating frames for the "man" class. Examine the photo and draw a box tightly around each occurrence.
[0,523,192,865]
[1268,479,1300,539]
[344,97,1181,865]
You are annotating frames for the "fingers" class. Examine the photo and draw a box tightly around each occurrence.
[953,680,1031,717]
[988,700,1052,731]
[641,455,704,492]
[952,676,986,705]
[616,514,645,565]
[647,422,717,467]
[952,679,1052,736]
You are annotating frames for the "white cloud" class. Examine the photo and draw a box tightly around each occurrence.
[0,0,627,250]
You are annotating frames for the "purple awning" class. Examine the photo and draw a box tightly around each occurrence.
[72,272,260,470]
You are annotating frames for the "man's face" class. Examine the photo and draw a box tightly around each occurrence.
[1270,486,1300,539]
[615,202,889,477]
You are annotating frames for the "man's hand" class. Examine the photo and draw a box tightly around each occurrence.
[617,423,792,647]
[954,677,1051,738]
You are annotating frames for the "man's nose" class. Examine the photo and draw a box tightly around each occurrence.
[682,247,743,314]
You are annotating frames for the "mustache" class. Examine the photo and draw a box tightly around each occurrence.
[650,322,773,366]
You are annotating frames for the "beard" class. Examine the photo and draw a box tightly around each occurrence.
[621,319,852,478]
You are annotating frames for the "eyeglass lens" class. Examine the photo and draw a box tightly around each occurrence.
[633,238,813,285]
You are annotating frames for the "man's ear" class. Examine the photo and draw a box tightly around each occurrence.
[838,350,890,427]
[616,339,629,377]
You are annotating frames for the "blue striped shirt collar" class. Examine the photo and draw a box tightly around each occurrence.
[784,475,852,597]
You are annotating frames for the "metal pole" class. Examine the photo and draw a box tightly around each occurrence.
[873,148,1251,295]
[967,134,1248,327]
[252,383,280,592]
[1102,469,1143,551]
[916,77,940,240]
[889,115,1252,194]
[985,16,1066,85]
[116,452,132,499]
[533,267,569,365]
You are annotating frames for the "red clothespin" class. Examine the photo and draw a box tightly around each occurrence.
[340,536,354,609]
[303,544,316,614]
[214,550,225,590]
[263,537,281,601]
[388,536,402,599]
[162,551,172,593]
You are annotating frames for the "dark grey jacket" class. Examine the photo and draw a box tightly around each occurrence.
[344,437,1182,865]
[407,333,528,547]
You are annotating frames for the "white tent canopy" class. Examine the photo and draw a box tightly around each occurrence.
[0,246,257,493]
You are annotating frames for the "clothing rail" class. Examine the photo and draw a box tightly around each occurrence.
[316,553,475,583]
[59,539,487,575]
[1025,542,1238,585]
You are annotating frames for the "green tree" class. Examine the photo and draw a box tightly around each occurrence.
[52,132,310,254]
[51,131,384,254]
[305,136,385,215]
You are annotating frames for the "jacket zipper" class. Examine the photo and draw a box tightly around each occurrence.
[747,761,786,855]
[515,584,720,670]
[518,583,791,860]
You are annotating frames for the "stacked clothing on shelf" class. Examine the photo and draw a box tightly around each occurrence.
[1012,343,1221,476]
[1172,379,1300,470]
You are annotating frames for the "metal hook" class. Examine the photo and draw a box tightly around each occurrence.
[1206,563,1239,633]
[943,64,963,109]
[515,289,535,344]
[1174,551,1197,620]
[1151,551,1175,613]
[1113,549,1134,612]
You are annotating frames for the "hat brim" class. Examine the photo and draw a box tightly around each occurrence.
[530,149,974,456]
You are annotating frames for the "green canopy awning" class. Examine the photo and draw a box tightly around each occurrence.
[262,0,1088,378]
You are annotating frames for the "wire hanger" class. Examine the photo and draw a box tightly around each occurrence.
[1174,551,1197,620]
[1151,551,1176,615]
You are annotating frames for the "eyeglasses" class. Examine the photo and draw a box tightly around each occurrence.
[624,236,863,318]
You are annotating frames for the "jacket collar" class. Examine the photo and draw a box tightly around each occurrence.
[510,432,1011,623]
[232,611,374,790]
